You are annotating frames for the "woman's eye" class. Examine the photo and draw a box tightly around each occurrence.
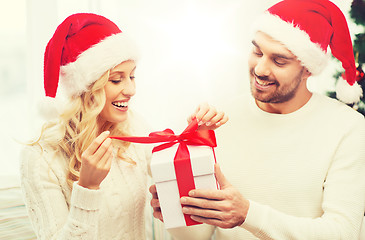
[110,79,121,84]
[253,49,262,57]
[130,76,135,80]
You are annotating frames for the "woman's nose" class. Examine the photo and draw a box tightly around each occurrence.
[121,78,136,96]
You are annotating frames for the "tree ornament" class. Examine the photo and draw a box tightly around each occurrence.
[355,65,365,83]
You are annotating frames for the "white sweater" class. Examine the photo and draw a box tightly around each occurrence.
[20,115,155,240]
[169,93,365,239]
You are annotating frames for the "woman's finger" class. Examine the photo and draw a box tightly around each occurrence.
[194,103,210,123]
[83,131,110,156]
[199,109,218,125]
[92,137,112,162]
[204,111,224,126]
[217,114,229,126]
[98,144,113,167]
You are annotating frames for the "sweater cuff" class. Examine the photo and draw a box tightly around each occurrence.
[241,200,268,236]
[71,182,102,210]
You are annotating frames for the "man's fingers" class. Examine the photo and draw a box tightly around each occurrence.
[181,195,225,211]
[214,164,231,189]
[187,187,226,201]
[182,206,222,220]
[184,165,230,199]
[149,185,164,222]
[186,206,245,229]
[149,184,157,193]
[150,198,160,208]
[149,184,158,199]
[153,211,164,222]
[190,215,232,229]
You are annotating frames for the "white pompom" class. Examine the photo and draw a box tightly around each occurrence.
[335,79,363,104]
[37,96,65,120]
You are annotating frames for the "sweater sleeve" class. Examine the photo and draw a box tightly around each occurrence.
[241,118,365,240]
[20,146,102,240]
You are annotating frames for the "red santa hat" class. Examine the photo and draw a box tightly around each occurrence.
[252,0,362,104]
[44,13,138,98]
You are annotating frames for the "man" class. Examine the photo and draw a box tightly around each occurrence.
[150,0,365,239]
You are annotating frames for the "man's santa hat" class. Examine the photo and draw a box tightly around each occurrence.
[252,0,362,104]
[44,13,138,98]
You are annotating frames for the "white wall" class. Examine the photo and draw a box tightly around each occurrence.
[0,0,355,176]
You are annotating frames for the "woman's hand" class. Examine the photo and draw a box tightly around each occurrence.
[188,102,228,130]
[78,131,113,190]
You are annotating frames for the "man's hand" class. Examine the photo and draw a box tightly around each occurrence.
[181,164,249,228]
[149,184,163,222]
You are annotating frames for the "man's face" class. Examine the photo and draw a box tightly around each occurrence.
[248,31,311,108]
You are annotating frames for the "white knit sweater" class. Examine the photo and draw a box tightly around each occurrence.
[169,93,365,239]
[20,115,156,240]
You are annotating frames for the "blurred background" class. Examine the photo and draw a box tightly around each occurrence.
[0,0,357,177]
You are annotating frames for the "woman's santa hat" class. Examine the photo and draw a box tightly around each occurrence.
[252,0,362,104]
[44,13,138,98]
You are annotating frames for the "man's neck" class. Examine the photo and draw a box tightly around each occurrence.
[256,90,312,114]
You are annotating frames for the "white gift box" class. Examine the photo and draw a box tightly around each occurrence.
[150,144,218,229]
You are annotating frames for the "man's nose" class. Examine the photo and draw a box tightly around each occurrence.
[254,57,270,77]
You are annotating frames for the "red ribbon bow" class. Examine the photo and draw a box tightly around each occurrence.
[110,119,216,149]
[110,119,217,226]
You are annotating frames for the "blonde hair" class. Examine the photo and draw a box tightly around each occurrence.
[32,70,131,188]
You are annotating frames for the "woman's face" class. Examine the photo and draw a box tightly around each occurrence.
[99,60,136,124]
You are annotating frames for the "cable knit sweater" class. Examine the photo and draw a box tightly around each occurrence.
[20,114,155,240]
[169,93,365,240]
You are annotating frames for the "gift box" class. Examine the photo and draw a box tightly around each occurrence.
[150,144,218,229]
[109,119,218,229]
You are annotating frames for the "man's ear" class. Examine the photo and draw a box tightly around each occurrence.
[303,67,312,79]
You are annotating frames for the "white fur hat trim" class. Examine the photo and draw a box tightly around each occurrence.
[251,12,329,75]
[60,33,138,97]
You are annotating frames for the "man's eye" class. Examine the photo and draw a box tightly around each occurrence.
[274,59,287,66]
[130,76,135,80]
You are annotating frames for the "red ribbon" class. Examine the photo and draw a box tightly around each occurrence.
[110,119,217,226]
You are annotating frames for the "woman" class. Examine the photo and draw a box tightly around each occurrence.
[20,13,227,239]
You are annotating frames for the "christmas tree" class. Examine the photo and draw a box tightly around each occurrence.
[327,0,365,115]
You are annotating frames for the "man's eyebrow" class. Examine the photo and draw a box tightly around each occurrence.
[272,53,295,60]
[252,40,295,60]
